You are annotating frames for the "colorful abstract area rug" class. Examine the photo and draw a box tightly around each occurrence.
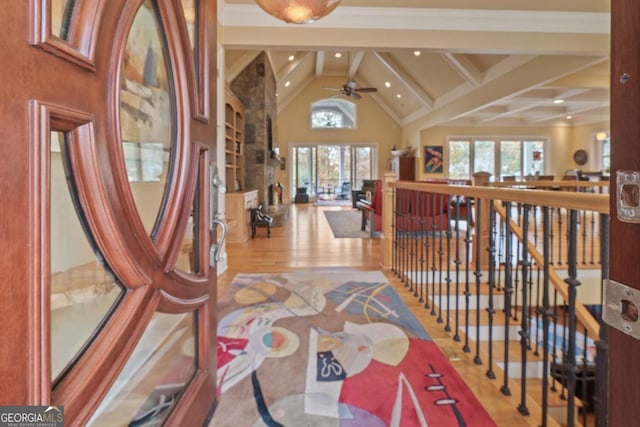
[211,271,496,427]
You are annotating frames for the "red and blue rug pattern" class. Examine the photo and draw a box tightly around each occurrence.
[211,271,496,427]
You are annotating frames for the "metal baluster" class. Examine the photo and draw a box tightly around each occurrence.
[518,204,531,415]
[565,209,580,427]
[581,326,589,427]
[418,195,426,304]
[513,239,521,321]
[595,213,609,427]
[486,200,497,379]
[463,198,472,353]
[540,206,552,427]
[581,210,588,265]
[453,199,462,342]
[557,207,563,265]
[501,201,513,396]
[496,211,505,291]
[589,210,596,265]
[424,192,432,310]
[549,288,558,393]
[438,193,445,324]
[444,194,453,333]
[473,198,483,365]
[549,208,555,265]
[430,193,437,316]
[410,192,418,296]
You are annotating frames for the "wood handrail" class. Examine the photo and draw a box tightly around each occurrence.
[490,180,608,189]
[390,181,609,214]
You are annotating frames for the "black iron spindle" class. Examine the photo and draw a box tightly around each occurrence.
[517,204,531,415]
[486,200,497,380]
[453,200,462,342]
[473,198,483,365]
[595,213,609,427]
[501,201,513,396]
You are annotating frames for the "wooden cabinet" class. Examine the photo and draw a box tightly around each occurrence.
[225,190,258,243]
[390,156,415,181]
[225,89,245,192]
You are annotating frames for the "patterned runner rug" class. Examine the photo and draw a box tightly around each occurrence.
[211,270,496,427]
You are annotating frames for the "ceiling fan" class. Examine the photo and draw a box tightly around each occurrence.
[324,80,377,100]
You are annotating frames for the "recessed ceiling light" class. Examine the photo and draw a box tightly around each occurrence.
[553,99,564,104]
[284,81,291,87]
[288,55,295,61]
[385,82,391,88]
[334,52,342,58]
[566,115,572,119]
[413,51,421,56]
[596,131,608,141]
[397,94,402,99]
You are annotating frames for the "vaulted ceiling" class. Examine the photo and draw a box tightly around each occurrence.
[220,0,610,130]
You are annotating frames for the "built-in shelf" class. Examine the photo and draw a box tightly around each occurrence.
[225,89,244,192]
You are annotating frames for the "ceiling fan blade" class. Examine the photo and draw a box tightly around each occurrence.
[322,87,341,92]
[355,87,377,93]
[351,92,362,100]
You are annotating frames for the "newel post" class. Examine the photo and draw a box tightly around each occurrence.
[473,171,492,269]
[382,171,397,269]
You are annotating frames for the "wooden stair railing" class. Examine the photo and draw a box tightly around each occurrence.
[384,176,609,427]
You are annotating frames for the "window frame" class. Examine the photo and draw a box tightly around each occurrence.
[447,137,548,180]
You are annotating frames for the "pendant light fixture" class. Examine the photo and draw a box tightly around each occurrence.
[255,0,341,24]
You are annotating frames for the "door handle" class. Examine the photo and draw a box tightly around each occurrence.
[210,215,228,266]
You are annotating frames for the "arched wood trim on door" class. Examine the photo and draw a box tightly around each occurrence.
[30,0,107,70]
[8,1,218,424]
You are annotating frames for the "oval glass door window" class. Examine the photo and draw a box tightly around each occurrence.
[120,0,175,237]
[50,132,124,382]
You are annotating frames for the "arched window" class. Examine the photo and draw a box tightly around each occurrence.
[311,98,356,129]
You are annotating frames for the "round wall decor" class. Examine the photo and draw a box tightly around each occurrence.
[573,149,588,165]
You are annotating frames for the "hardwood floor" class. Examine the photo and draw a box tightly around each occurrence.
[216,203,545,427]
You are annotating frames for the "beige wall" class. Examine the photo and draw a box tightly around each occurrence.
[276,77,401,201]
[401,122,609,181]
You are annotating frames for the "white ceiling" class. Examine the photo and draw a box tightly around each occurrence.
[220,0,610,130]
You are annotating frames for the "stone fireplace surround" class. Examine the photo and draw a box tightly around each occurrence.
[230,52,278,208]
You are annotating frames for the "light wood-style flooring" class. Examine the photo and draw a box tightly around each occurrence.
[217,203,547,427]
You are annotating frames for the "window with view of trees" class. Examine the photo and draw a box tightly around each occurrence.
[448,138,546,180]
[311,99,356,129]
[291,144,375,199]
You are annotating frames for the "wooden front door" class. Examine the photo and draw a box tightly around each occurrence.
[610,1,640,426]
[0,1,218,425]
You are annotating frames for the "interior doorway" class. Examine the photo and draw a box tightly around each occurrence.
[291,144,376,201]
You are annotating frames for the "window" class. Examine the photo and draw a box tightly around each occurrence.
[311,99,356,129]
[598,133,610,174]
[448,138,546,180]
[291,144,376,198]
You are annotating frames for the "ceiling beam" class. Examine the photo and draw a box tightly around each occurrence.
[442,53,483,86]
[315,51,325,78]
[276,51,312,86]
[373,52,435,109]
[410,55,608,128]
[225,50,261,83]
[348,51,365,80]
